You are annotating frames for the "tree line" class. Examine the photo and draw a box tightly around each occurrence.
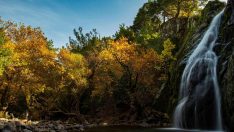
[0,0,209,121]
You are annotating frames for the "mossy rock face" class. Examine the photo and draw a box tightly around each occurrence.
[200,1,225,23]
[156,0,225,114]
[156,0,234,130]
[156,1,229,127]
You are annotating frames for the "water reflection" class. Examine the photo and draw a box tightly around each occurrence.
[85,126,224,132]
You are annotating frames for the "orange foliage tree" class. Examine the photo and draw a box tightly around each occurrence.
[91,38,175,112]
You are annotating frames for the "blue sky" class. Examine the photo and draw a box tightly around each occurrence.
[0,0,147,48]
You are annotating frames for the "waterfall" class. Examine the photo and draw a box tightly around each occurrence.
[173,9,224,130]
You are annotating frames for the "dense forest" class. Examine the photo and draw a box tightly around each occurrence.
[1,0,234,131]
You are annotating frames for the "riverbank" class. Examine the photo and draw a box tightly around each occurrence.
[0,118,84,131]
[0,118,171,132]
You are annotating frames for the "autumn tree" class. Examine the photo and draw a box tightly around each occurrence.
[56,48,89,113]
[0,29,12,76]
[90,38,175,116]
[67,27,107,114]
[0,23,15,109]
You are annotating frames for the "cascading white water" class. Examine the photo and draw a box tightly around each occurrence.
[173,9,224,130]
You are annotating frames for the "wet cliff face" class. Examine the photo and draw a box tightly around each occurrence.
[159,0,234,131]
[174,1,234,130]
[157,1,225,113]
[216,0,234,131]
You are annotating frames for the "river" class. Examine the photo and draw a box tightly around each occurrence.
[84,126,208,132]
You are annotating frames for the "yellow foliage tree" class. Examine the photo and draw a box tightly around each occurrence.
[58,48,90,89]
[0,24,62,115]
[91,38,166,109]
[56,49,90,113]
[161,39,176,60]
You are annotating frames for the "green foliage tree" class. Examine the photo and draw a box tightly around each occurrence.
[68,27,101,55]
